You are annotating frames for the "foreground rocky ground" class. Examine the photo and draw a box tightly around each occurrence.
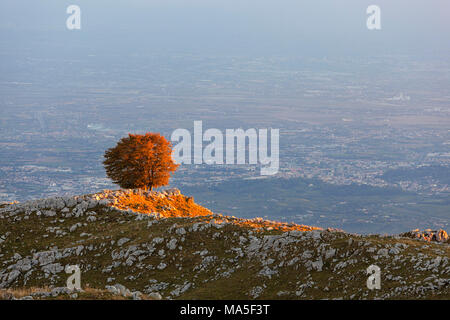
[0,189,449,300]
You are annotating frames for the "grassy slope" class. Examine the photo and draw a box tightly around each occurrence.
[0,195,449,300]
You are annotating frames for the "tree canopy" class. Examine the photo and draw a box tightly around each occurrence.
[103,133,179,190]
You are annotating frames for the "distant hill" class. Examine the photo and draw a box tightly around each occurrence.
[0,189,448,300]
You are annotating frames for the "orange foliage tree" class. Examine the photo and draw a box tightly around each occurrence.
[103,133,179,191]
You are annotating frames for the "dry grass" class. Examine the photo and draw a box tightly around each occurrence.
[0,286,52,298]
[112,189,321,233]
[0,287,157,300]
[114,192,213,218]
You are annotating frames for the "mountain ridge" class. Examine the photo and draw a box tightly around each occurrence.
[0,189,449,299]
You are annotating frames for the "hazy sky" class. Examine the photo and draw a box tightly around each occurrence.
[0,0,449,57]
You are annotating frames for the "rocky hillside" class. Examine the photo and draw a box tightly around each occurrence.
[0,189,449,300]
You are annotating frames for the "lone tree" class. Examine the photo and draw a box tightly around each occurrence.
[103,133,179,191]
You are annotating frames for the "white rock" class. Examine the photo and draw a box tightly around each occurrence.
[167,239,178,250]
[176,228,186,235]
[157,262,167,270]
[117,238,130,246]
[148,292,162,300]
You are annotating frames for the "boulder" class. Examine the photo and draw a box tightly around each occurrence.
[401,229,449,243]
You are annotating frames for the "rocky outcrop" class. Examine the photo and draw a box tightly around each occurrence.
[400,229,449,243]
